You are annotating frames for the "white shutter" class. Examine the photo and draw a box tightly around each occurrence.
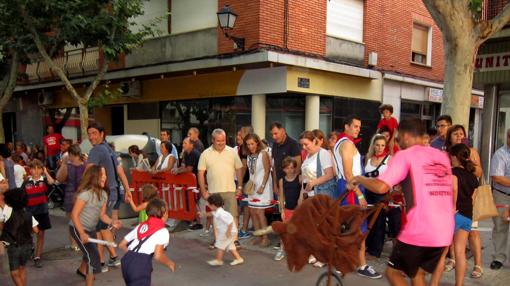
[326,0,364,43]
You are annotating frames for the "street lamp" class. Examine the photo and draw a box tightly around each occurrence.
[217,5,245,51]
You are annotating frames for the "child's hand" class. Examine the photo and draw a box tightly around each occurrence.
[167,260,176,272]
[257,186,264,194]
[112,220,122,230]
[79,232,89,243]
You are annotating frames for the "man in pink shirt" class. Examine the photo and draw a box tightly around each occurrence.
[348,118,454,286]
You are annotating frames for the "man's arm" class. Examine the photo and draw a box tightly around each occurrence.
[235,167,243,196]
[117,165,132,201]
[348,176,391,195]
[492,176,510,188]
[198,170,208,199]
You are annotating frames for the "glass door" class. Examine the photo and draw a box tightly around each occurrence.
[496,93,510,150]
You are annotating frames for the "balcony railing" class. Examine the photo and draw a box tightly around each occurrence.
[25,47,100,82]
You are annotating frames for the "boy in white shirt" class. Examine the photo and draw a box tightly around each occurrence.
[11,155,27,188]
[207,194,244,266]
[119,199,175,286]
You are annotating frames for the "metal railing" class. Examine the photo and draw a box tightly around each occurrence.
[25,47,100,82]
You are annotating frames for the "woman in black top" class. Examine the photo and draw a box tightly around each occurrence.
[448,143,479,286]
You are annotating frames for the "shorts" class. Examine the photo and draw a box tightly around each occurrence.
[215,237,236,251]
[218,192,238,217]
[69,226,101,274]
[33,213,52,230]
[454,213,472,232]
[7,244,32,271]
[239,194,248,208]
[388,240,446,278]
[283,209,294,222]
[108,187,122,210]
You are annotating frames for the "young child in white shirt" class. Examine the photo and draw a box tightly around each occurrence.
[119,198,175,286]
[207,194,244,266]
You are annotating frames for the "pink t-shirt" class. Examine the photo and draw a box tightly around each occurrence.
[378,145,454,247]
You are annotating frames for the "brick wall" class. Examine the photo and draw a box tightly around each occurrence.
[218,0,325,55]
[487,0,510,19]
[364,0,445,82]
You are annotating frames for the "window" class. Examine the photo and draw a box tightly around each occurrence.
[326,0,364,43]
[265,95,305,141]
[411,23,432,66]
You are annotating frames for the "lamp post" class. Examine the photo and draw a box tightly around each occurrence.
[217,5,245,51]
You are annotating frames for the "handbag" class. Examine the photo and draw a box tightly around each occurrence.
[243,180,255,195]
[472,176,498,221]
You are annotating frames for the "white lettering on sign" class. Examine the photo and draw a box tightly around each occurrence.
[475,53,510,72]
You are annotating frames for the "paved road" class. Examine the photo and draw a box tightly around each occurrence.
[1,213,508,285]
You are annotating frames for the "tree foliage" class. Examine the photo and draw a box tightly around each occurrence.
[12,0,157,138]
[422,0,510,128]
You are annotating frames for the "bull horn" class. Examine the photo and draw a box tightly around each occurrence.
[253,226,273,236]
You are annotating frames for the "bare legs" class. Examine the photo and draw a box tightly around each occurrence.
[10,266,26,286]
[453,230,469,286]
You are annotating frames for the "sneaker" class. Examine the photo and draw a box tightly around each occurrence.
[357,265,382,279]
[107,257,121,267]
[33,257,42,268]
[313,261,326,268]
[273,242,281,250]
[238,230,251,239]
[274,250,285,261]
[208,241,216,250]
[308,255,317,264]
[200,230,211,237]
[207,259,224,266]
[100,263,109,273]
[234,240,241,249]
[230,258,244,266]
[188,223,203,231]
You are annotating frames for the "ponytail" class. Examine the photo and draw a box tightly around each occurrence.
[448,143,475,173]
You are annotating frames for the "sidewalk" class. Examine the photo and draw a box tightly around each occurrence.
[0,209,508,285]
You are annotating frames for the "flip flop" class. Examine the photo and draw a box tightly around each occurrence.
[471,265,483,278]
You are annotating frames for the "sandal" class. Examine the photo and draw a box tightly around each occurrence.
[471,265,483,278]
[444,259,455,272]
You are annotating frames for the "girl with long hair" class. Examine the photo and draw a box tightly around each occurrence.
[70,166,121,286]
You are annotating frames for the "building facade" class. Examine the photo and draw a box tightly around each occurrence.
[364,0,484,149]
[6,0,483,153]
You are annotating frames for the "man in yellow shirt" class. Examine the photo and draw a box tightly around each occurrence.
[198,129,243,224]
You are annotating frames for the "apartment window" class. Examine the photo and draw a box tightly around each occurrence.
[411,23,432,66]
[327,0,364,43]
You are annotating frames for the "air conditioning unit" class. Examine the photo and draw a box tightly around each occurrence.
[119,81,141,98]
[368,52,378,67]
[38,91,54,106]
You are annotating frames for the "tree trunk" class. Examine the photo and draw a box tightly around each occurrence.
[0,107,5,143]
[440,35,478,129]
[78,101,89,142]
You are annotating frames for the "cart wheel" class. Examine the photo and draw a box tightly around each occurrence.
[316,271,343,286]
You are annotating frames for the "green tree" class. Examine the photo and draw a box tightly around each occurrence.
[0,1,32,143]
[15,0,155,139]
[422,0,510,128]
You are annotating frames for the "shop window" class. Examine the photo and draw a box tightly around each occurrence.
[160,96,250,148]
[128,103,160,120]
[266,95,305,141]
[411,23,431,66]
[326,0,364,42]
[332,97,380,154]
[320,97,333,134]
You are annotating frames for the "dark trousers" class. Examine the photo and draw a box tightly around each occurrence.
[121,251,153,286]
[366,207,402,257]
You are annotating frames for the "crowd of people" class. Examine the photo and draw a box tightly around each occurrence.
[0,103,509,286]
